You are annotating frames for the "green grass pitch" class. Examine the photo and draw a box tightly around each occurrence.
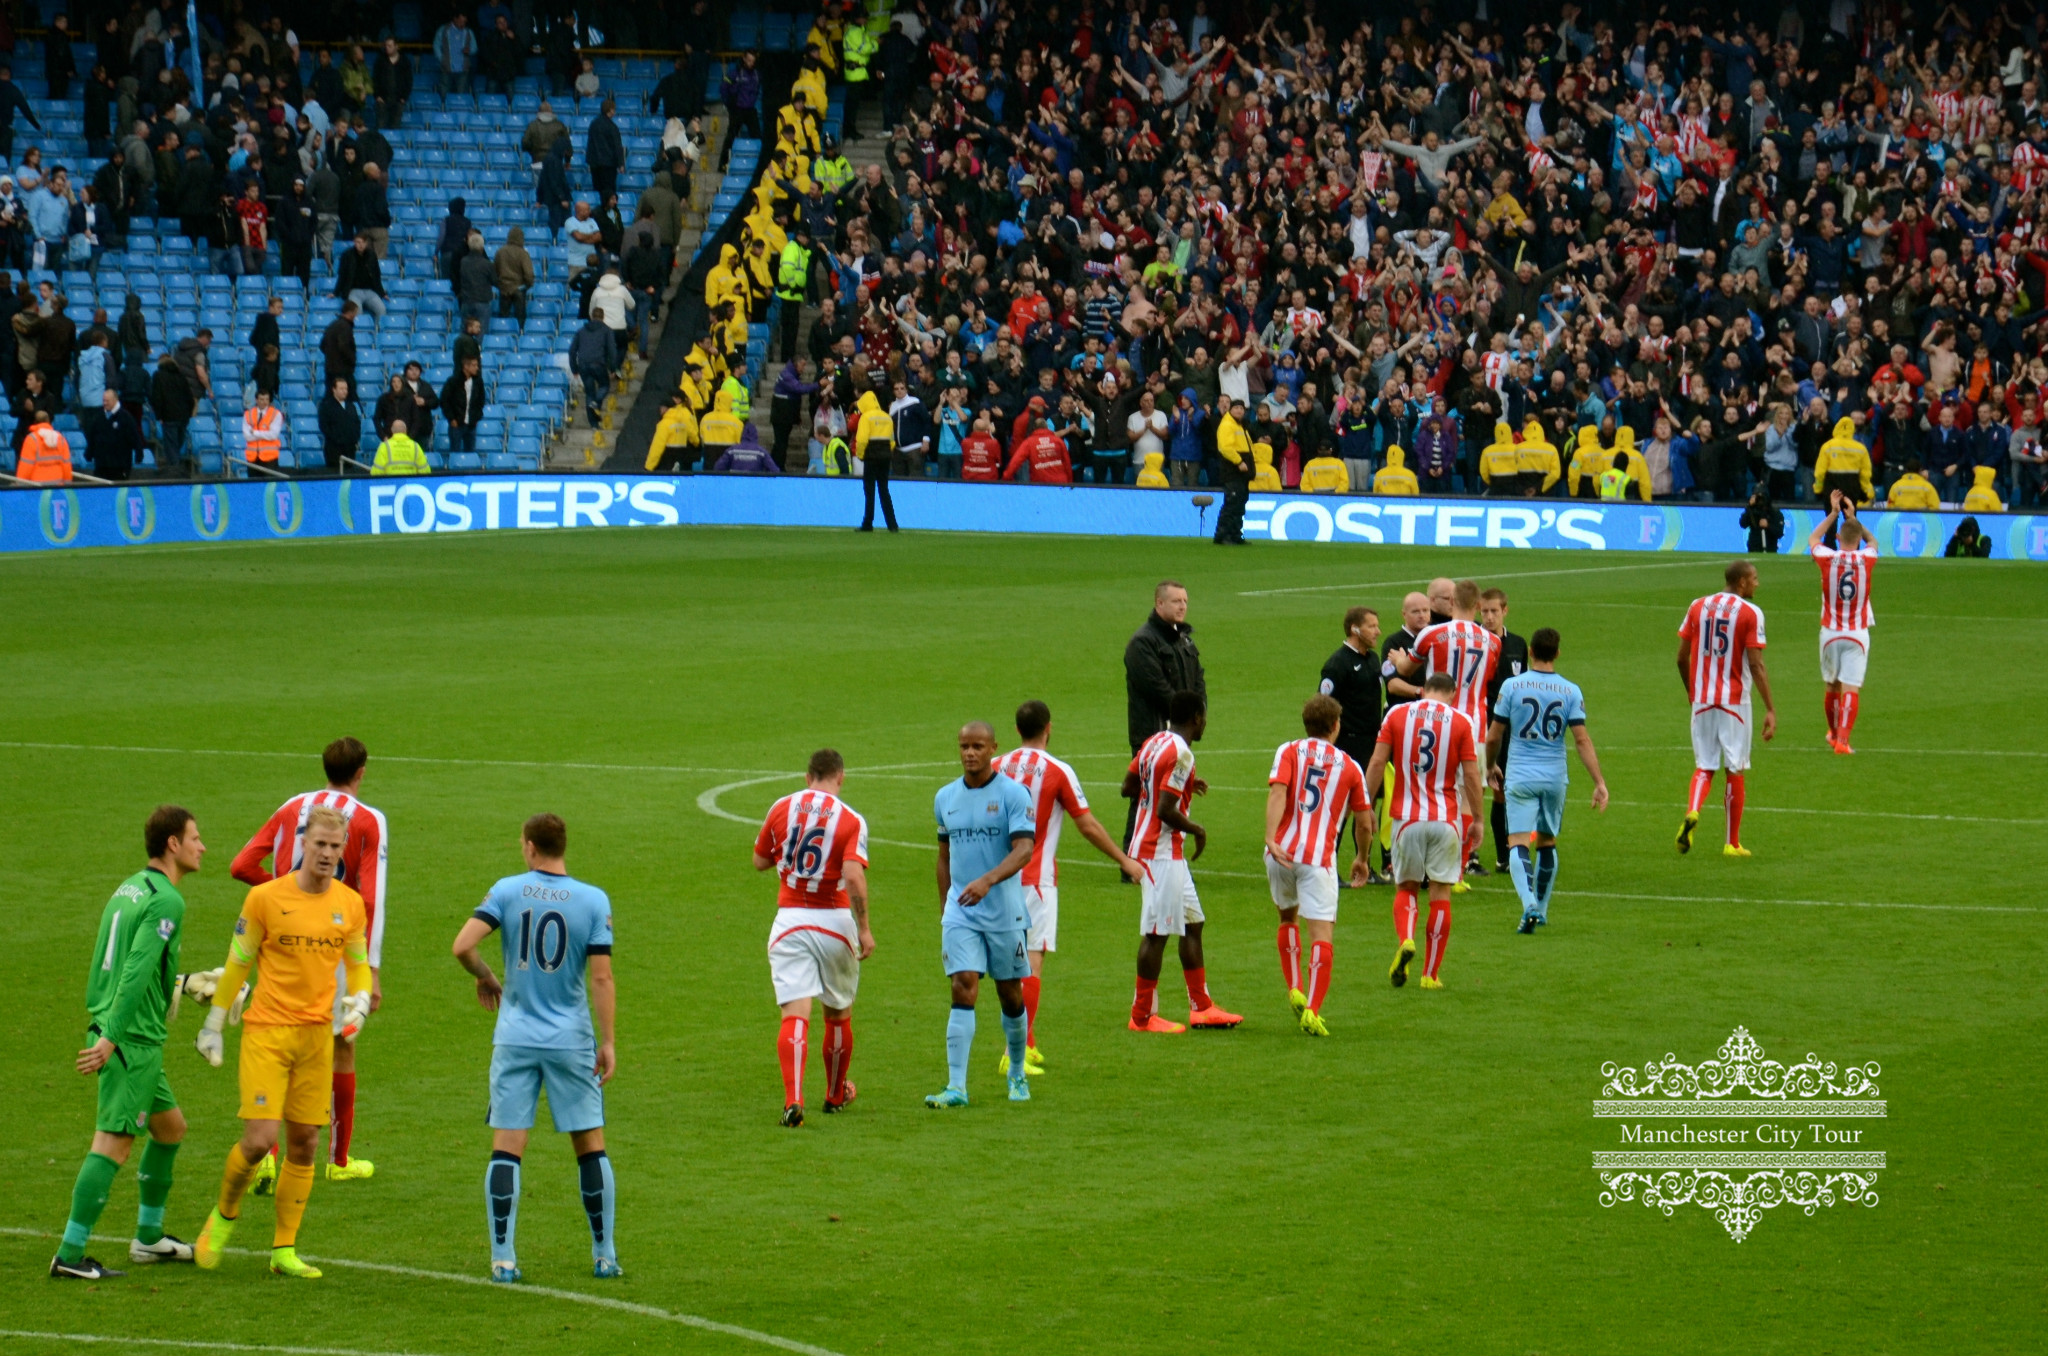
[0,526,2043,1356]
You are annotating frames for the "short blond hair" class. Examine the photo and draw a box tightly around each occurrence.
[304,805,349,838]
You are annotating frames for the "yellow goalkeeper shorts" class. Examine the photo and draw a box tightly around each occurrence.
[239,1021,333,1124]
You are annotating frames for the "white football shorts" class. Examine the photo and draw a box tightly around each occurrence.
[1390,820,1463,886]
[767,908,861,1009]
[1024,884,1058,953]
[1137,857,1205,937]
[1690,704,1754,773]
[1819,628,1869,687]
[1265,854,1339,922]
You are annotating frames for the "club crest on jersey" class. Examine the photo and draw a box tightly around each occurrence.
[332,913,345,927]
[255,1093,268,1106]
[986,802,998,814]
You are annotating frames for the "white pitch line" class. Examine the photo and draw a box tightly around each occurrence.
[1235,559,1705,597]
[0,1228,845,1356]
[0,1331,444,1356]
[1605,799,2048,827]
[1599,743,2048,759]
[1565,889,2045,915]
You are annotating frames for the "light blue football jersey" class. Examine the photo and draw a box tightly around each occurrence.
[1493,670,1587,787]
[934,773,1035,933]
[474,870,613,1049]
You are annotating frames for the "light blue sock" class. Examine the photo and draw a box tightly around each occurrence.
[1000,1009,1028,1076]
[578,1151,616,1263]
[946,1005,975,1091]
[1507,845,1538,916]
[1535,846,1559,919]
[486,1152,520,1266]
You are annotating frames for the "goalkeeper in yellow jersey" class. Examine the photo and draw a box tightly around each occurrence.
[191,806,369,1279]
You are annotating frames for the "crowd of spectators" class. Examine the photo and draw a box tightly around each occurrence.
[706,0,2048,517]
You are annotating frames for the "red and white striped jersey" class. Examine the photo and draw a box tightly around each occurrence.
[754,789,870,909]
[1375,699,1476,824]
[1127,730,1196,861]
[1812,543,1876,630]
[2014,141,2046,194]
[1267,737,1369,869]
[992,747,1090,889]
[1410,619,1501,744]
[1678,592,1768,709]
[1482,349,1513,391]
[230,789,389,967]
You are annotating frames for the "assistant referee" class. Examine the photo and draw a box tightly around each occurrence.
[1319,606,1383,885]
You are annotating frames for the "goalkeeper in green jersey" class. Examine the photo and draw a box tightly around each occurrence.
[50,806,208,1280]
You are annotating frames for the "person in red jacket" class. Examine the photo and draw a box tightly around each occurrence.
[1004,414,1073,484]
[961,415,1004,481]
[1009,393,1049,454]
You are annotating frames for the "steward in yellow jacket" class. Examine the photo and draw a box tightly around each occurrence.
[1299,454,1349,493]
[700,389,745,449]
[645,400,701,472]
[1515,420,1561,493]
[705,244,748,316]
[1813,417,1873,505]
[1215,406,1252,476]
[1478,421,1523,495]
[1249,441,1282,490]
[1613,426,1652,502]
[1885,462,1941,509]
[853,389,895,468]
[1567,426,1608,497]
[1134,450,1171,488]
[1963,464,2005,513]
[1373,444,1419,495]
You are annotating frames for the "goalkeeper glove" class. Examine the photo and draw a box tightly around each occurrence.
[195,1007,226,1067]
[338,991,371,1043]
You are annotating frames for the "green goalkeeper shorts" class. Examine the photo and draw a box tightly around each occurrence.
[91,1028,177,1136]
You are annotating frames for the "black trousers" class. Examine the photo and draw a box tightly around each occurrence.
[860,458,897,530]
[778,299,802,362]
[591,165,619,202]
[1215,475,1250,542]
[720,107,760,166]
[1489,736,1509,867]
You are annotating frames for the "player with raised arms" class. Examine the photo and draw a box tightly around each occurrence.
[1390,579,1501,884]
[751,749,873,1126]
[1676,560,1776,857]
[1809,492,1875,754]
[192,806,369,1280]
[451,814,621,1283]
[1124,690,1242,1032]
[992,702,1142,1075]
[1487,628,1610,932]
[50,806,207,1280]
[928,722,1036,1109]
[1265,695,1370,1035]
[229,737,387,1185]
[1367,673,1484,991]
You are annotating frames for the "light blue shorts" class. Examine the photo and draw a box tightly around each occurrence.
[942,923,1029,981]
[488,1043,605,1133]
[1505,779,1567,840]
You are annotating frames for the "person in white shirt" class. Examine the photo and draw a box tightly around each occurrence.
[1126,389,1168,475]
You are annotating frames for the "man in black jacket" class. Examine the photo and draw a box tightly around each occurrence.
[1122,580,1207,863]
[319,378,364,472]
[586,99,624,202]
[84,387,142,480]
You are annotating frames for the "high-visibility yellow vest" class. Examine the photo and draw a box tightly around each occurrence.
[776,241,812,301]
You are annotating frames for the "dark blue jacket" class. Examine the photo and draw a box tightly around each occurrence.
[721,65,761,112]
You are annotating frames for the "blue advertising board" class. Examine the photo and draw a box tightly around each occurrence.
[1,477,2042,560]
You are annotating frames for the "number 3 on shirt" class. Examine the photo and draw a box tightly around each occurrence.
[1415,728,1439,774]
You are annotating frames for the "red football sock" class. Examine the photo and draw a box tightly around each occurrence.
[1183,966,1211,1011]
[777,1015,808,1106]
[1839,692,1859,741]
[1687,768,1714,815]
[1393,890,1418,943]
[330,1072,356,1166]
[1131,976,1158,1026]
[821,1018,852,1104]
[1307,940,1334,1013]
[1725,773,1746,846]
[1276,922,1302,991]
[1020,975,1040,1046]
[1824,690,1839,737]
[1424,900,1451,979]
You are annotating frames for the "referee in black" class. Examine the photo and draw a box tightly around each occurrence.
[1319,606,1384,885]
[1480,586,1531,874]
